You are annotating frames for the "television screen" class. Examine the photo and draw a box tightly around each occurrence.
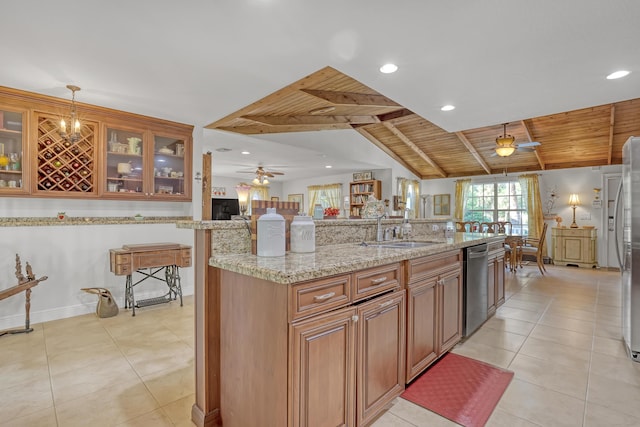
[212,198,240,220]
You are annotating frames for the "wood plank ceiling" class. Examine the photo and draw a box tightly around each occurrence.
[206,66,640,179]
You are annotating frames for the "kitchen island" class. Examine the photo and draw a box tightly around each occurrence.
[177,217,505,427]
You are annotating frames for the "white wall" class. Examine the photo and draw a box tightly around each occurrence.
[421,165,623,267]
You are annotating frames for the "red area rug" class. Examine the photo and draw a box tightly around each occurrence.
[401,353,514,427]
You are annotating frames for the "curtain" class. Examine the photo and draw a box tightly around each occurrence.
[248,185,269,214]
[519,174,546,253]
[324,183,342,209]
[397,178,420,218]
[307,185,321,214]
[307,183,342,214]
[454,179,471,221]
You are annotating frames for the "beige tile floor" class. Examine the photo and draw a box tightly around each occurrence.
[1,264,639,426]
[373,264,640,427]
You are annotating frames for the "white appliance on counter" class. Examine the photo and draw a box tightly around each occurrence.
[615,136,640,361]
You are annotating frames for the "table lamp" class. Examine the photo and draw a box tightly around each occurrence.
[235,184,252,217]
[568,193,580,228]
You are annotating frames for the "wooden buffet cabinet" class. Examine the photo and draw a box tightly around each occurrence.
[0,85,193,200]
[551,227,598,268]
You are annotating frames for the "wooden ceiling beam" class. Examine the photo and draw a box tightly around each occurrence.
[355,127,424,178]
[520,120,545,170]
[301,89,401,107]
[454,131,491,174]
[377,109,415,123]
[608,104,615,165]
[241,115,380,126]
[382,122,447,178]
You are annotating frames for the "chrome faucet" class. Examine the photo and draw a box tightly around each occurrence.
[376,213,386,242]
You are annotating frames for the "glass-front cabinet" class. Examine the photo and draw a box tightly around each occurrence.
[105,126,145,195]
[153,134,188,198]
[0,107,27,194]
[104,125,190,200]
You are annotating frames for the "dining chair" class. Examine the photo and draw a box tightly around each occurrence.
[456,221,479,232]
[520,222,549,274]
[503,235,523,272]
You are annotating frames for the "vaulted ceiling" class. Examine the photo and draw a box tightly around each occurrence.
[207,67,640,179]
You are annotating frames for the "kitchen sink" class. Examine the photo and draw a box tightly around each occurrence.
[362,241,439,249]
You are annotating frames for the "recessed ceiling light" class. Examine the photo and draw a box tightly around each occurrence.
[241,150,250,155]
[379,63,398,74]
[325,165,332,168]
[606,70,630,80]
[441,105,455,111]
[215,147,232,152]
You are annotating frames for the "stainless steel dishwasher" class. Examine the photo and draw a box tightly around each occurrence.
[462,243,488,337]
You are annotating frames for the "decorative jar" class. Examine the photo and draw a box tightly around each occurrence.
[290,215,315,253]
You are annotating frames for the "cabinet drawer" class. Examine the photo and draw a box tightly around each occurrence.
[487,241,504,253]
[132,251,178,270]
[406,250,461,285]
[113,264,132,276]
[178,248,192,267]
[353,263,401,301]
[290,274,351,321]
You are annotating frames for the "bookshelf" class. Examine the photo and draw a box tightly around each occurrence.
[349,179,382,217]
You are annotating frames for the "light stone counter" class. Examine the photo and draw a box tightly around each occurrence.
[1,216,192,227]
[208,233,503,285]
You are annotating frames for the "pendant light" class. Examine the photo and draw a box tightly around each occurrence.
[59,85,81,143]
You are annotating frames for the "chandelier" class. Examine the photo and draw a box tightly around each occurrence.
[59,85,82,143]
[495,123,516,157]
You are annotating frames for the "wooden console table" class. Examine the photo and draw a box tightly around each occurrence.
[109,243,191,315]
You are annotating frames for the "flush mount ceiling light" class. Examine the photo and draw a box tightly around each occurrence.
[241,150,250,155]
[325,165,332,168]
[495,123,516,157]
[379,63,398,74]
[606,70,630,80]
[59,84,81,143]
[441,104,455,111]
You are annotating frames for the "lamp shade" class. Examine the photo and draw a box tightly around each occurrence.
[568,194,580,206]
[235,184,251,204]
[495,145,516,157]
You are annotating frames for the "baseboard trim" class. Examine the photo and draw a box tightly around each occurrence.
[0,287,194,330]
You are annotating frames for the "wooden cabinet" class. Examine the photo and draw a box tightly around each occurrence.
[487,241,506,316]
[356,290,405,427]
[0,85,193,201]
[219,262,404,427]
[0,106,28,195]
[291,306,356,427]
[34,112,98,196]
[552,227,597,268]
[349,179,382,217]
[405,250,462,382]
[104,124,191,199]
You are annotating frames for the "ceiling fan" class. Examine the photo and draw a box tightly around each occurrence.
[236,166,285,185]
[492,123,541,157]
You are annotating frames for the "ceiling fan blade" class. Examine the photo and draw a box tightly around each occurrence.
[269,171,285,175]
[516,141,541,148]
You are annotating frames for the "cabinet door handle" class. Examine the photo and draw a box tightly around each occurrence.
[352,315,359,323]
[313,292,336,302]
[370,276,388,285]
[379,300,394,308]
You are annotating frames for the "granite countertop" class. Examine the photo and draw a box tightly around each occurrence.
[210,233,504,285]
[0,216,192,227]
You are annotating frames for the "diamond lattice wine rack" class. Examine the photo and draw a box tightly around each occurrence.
[36,115,96,193]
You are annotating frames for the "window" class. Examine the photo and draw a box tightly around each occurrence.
[463,181,529,235]
[307,183,342,215]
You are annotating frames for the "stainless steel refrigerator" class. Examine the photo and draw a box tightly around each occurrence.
[615,136,640,362]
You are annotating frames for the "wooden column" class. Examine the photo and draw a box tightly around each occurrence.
[191,152,222,426]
